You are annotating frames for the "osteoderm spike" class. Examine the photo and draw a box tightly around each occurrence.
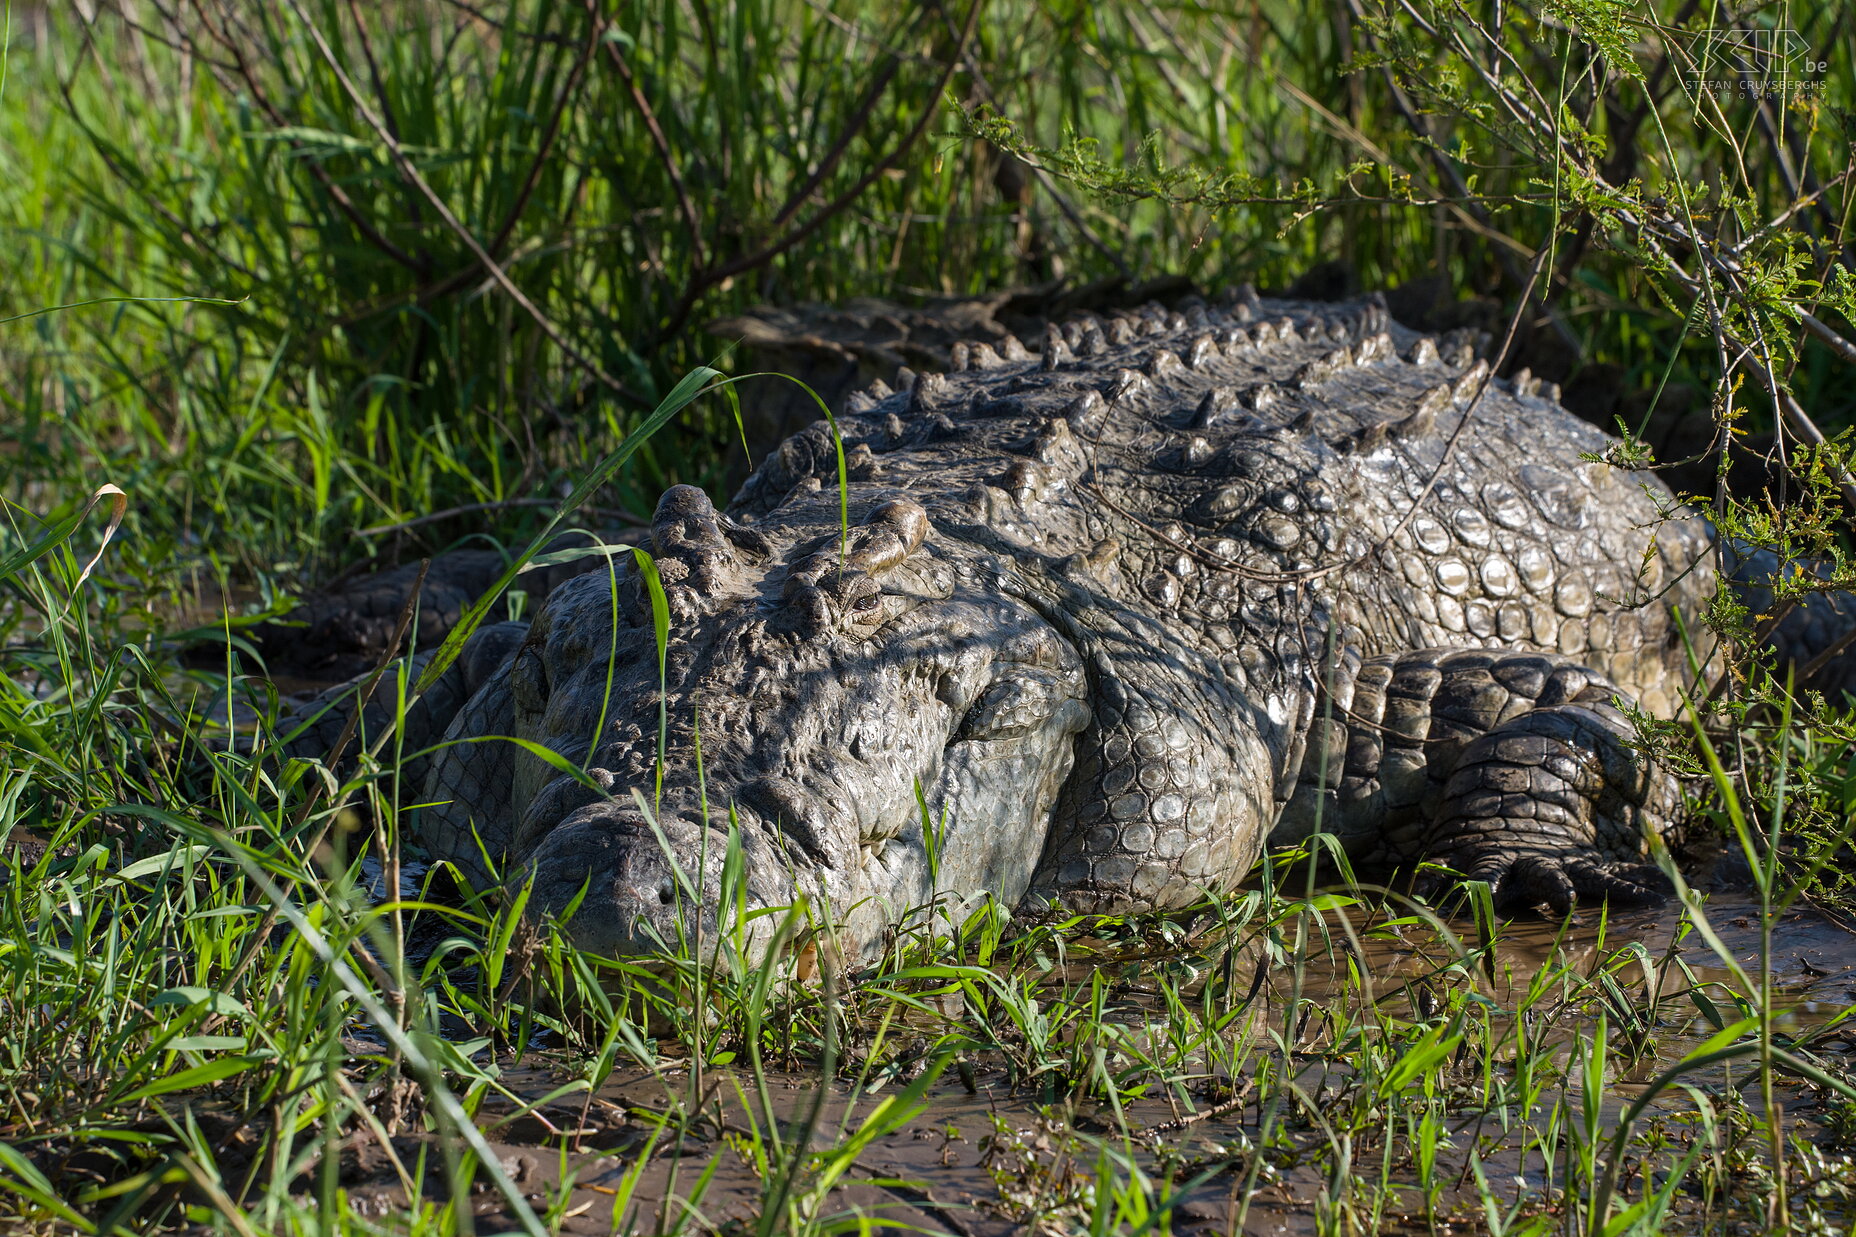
[1453,359,1491,402]
[1041,324,1073,371]
[1107,368,1149,403]
[1355,332,1394,363]
[908,370,949,414]
[1191,386,1239,429]
[1145,349,1183,379]
[1065,390,1108,434]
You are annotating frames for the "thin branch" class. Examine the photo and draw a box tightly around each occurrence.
[279,0,648,405]
[182,0,428,274]
[601,29,706,269]
[654,0,986,345]
[479,0,606,261]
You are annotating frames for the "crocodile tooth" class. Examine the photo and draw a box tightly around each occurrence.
[908,370,949,413]
[1406,337,1440,366]
[1107,368,1148,402]
[1040,324,1073,371]
[1106,317,1137,345]
[1186,333,1219,369]
[1064,390,1108,434]
[950,342,972,372]
[1145,349,1184,379]
[1188,386,1238,429]
[998,334,1032,361]
[968,341,1004,369]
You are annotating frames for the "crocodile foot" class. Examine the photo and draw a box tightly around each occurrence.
[1417,701,1681,915]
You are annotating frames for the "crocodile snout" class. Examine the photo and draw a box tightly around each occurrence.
[522,800,770,957]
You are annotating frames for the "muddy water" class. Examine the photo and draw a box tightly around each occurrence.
[329,894,1856,1234]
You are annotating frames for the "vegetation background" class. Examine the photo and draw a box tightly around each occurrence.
[3,0,1856,1233]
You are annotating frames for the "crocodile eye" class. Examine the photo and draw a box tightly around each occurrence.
[851,592,882,613]
[512,644,550,714]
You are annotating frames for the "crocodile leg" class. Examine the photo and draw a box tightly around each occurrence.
[1020,610,1277,916]
[1270,648,1686,914]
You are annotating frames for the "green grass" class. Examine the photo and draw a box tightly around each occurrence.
[4,0,1856,1232]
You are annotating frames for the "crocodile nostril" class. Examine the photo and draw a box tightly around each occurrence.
[657,882,675,906]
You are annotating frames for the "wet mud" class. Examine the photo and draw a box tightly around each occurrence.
[327,894,1856,1234]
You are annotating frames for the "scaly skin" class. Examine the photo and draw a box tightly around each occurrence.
[291,288,1832,957]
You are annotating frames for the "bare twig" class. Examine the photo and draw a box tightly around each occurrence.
[178,0,429,274]
[601,30,706,268]
[479,0,606,261]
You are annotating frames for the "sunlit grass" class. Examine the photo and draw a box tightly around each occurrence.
[3,0,1856,1232]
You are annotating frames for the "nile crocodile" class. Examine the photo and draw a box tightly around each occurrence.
[284,287,1852,958]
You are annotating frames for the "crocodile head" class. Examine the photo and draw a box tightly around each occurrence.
[500,485,1091,958]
